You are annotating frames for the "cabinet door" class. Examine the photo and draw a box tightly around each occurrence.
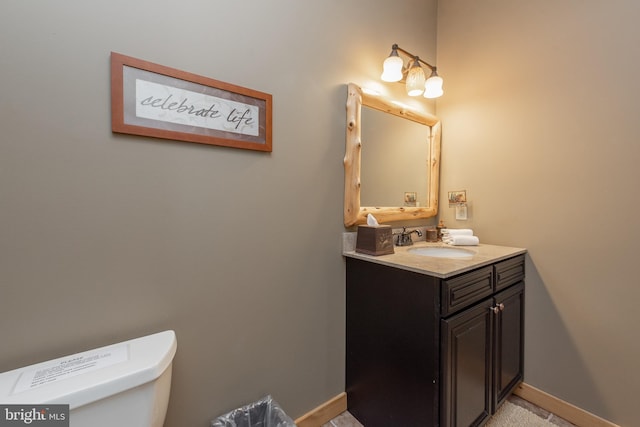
[493,282,525,411]
[441,299,493,427]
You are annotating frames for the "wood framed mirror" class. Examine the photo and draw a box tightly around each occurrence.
[344,82,441,227]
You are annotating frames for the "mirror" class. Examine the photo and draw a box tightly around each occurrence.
[360,106,431,207]
[344,83,441,227]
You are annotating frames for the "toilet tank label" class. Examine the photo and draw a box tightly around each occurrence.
[13,345,128,395]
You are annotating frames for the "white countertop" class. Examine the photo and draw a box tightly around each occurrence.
[343,232,526,278]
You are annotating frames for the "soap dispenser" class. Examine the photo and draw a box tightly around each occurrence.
[436,220,446,241]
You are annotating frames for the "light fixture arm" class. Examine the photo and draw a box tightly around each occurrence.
[392,44,437,73]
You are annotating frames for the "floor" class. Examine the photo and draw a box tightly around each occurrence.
[322,395,577,427]
[507,395,577,427]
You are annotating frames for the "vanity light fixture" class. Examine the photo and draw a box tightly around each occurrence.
[381,44,443,98]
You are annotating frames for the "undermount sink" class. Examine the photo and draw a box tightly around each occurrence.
[407,246,475,258]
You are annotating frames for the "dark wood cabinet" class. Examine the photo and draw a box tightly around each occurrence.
[346,254,525,427]
[492,282,525,410]
[441,297,493,427]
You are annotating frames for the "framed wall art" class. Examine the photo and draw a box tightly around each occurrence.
[448,190,467,206]
[111,52,272,152]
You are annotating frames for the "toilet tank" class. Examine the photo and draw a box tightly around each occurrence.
[0,330,177,427]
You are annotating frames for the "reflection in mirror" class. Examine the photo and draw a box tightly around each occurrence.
[344,83,441,227]
[360,106,430,207]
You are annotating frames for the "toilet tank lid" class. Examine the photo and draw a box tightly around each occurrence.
[0,330,177,409]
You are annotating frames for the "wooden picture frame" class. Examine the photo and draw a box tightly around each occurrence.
[111,52,272,152]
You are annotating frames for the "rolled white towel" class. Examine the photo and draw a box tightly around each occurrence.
[445,235,480,246]
[441,228,474,236]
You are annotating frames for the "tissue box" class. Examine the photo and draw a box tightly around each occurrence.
[356,225,394,256]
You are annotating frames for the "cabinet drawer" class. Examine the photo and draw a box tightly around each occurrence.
[494,255,525,291]
[442,266,493,316]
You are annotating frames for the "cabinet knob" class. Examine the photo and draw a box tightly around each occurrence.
[490,303,505,314]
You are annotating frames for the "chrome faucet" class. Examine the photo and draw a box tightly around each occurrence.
[395,227,423,246]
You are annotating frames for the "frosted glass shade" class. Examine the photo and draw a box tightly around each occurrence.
[381,55,404,82]
[424,75,444,98]
[405,62,426,96]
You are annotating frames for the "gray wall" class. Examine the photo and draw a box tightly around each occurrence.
[0,1,437,426]
[437,1,640,426]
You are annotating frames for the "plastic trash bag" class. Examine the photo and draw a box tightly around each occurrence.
[211,395,296,427]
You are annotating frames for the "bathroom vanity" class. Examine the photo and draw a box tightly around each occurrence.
[343,241,526,427]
